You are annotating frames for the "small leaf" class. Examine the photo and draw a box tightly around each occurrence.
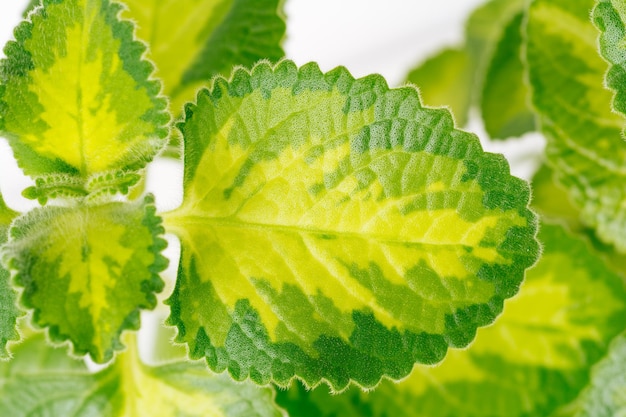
[0,193,21,359]
[480,13,535,139]
[552,333,626,417]
[0,334,287,417]
[120,0,286,115]
[165,60,539,390]
[526,0,626,250]
[2,195,168,363]
[277,222,626,417]
[0,0,170,183]
[406,48,472,126]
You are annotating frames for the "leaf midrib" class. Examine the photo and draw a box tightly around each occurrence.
[164,212,484,249]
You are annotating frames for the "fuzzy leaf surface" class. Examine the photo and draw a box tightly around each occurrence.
[277,222,626,416]
[120,0,285,115]
[166,60,539,390]
[0,0,169,181]
[406,48,472,126]
[0,194,20,359]
[480,13,535,139]
[0,335,286,417]
[526,0,626,250]
[2,196,167,363]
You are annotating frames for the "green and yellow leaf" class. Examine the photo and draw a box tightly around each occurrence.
[526,0,626,250]
[480,13,535,139]
[0,334,287,417]
[406,48,472,126]
[1,195,167,363]
[0,0,169,189]
[120,0,286,116]
[164,60,539,390]
[277,222,626,417]
[0,193,21,359]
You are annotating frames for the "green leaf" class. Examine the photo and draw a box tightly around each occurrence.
[594,0,626,119]
[0,0,170,187]
[531,164,626,277]
[120,0,286,116]
[465,0,526,100]
[1,195,168,363]
[0,193,21,359]
[531,164,582,229]
[165,60,539,390]
[405,0,532,139]
[526,0,626,250]
[552,333,626,417]
[276,222,626,417]
[480,13,535,139]
[406,48,472,126]
[0,334,287,417]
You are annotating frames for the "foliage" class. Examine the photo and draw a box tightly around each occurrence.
[0,0,623,415]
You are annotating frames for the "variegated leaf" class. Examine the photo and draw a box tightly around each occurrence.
[120,0,286,115]
[1,195,167,363]
[164,60,539,390]
[0,0,169,192]
[277,222,626,417]
[0,334,287,417]
[0,193,21,359]
[526,0,626,250]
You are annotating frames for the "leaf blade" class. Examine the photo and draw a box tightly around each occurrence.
[0,335,287,417]
[166,60,539,389]
[2,195,167,363]
[526,0,626,250]
[277,222,626,416]
[0,193,21,359]
[0,0,169,181]
[120,0,286,115]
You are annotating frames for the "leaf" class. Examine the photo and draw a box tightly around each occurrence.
[406,48,472,126]
[405,0,532,139]
[531,164,626,277]
[465,0,526,101]
[594,0,626,120]
[0,0,170,187]
[526,0,626,250]
[1,195,168,363]
[531,164,582,229]
[480,13,535,139]
[0,193,21,359]
[0,334,287,417]
[119,0,286,116]
[165,60,539,390]
[276,222,626,417]
[552,333,626,417]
